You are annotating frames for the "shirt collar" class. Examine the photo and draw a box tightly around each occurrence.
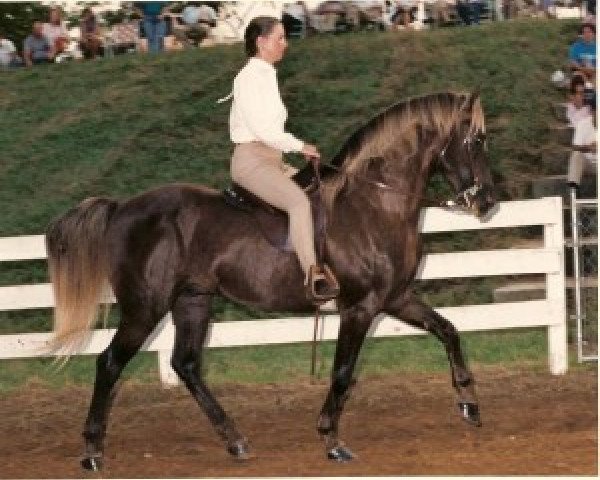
[249,56,277,73]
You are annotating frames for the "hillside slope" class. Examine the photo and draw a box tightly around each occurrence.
[0,19,579,236]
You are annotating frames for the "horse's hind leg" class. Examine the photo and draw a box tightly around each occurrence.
[170,288,249,459]
[386,293,481,426]
[82,303,164,471]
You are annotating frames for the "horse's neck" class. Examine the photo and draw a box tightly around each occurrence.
[330,165,429,226]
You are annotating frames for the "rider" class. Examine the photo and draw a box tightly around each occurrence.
[228,16,339,303]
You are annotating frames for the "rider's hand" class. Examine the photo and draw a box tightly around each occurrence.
[302,143,321,161]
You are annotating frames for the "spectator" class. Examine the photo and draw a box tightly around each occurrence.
[456,0,472,24]
[457,0,483,25]
[567,106,597,188]
[43,7,69,56]
[0,32,24,69]
[566,76,592,126]
[175,2,218,46]
[23,22,54,66]
[431,0,454,26]
[80,7,103,59]
[134,2,173,53]
[569,23,596,83]
[391,4,417,29]
[283,1,309,33]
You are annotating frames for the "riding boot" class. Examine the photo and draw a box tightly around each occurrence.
[306,264,340,304]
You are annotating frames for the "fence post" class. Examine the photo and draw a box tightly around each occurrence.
[153,314,180,387]
[158,349,180,387]
[544,196,568,375]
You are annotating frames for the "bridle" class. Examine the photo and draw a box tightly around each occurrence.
[437,127,487,211]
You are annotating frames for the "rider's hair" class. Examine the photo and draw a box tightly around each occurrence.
[244,16,280,57]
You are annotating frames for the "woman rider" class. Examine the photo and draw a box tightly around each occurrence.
[229,16,339,303]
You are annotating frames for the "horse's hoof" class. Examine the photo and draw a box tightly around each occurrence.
[227,439,253,461]
[458,402,482,427]
[327,445,355,462]
[81,456,102,471]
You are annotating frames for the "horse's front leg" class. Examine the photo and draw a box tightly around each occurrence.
[317,301,376,462]
[385,292,481,426]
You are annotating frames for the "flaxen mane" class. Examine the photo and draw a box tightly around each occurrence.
[320,92,486,206]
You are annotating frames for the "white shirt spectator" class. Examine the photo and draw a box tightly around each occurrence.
[230,57,303,153]
[567,102,592,126]
[573,115,597,161]
[197,4,217,23]
[0,38,16,66]
[42,22,68,46]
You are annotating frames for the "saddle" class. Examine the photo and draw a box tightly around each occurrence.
[222,166,328,262]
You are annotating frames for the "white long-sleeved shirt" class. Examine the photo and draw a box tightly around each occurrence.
[229,57,304,153]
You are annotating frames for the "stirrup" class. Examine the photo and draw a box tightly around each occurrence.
[307,264,340,304]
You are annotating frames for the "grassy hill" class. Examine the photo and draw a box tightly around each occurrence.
[0,18,581,237]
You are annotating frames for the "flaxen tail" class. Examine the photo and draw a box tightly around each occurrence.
[46,197,118,355]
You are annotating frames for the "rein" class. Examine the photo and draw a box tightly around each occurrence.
[312,158,481,211]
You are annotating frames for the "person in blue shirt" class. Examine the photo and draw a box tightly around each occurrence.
[134,2,173,53]
[569,23,596,82]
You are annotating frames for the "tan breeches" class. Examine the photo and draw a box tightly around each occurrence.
[231,142,316,278]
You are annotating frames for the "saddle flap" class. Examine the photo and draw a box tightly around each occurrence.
[222,182,328,260]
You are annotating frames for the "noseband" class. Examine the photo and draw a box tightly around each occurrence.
[437,128,486,212]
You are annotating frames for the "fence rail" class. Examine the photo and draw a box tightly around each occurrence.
[0,197,568,384]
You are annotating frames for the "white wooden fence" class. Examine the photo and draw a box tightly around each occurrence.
[0,197,567,385]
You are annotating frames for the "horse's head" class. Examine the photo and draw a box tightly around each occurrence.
[437,92,496,218]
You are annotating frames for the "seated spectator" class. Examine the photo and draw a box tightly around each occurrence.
[23,22,54,66]
[431,0,454,26]
[174,2,217,45]
[43,7,69,56]
[457,0,483,25]
[569,23,596,83]
[0,32,24,69]
[567,106,597,188]
[134,2,174,53]
[566,76,592,126]
[283,2,308,37]
[391,5,417,29]
[80,7,103,59]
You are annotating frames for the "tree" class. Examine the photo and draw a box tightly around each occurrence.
[0,2,50,53]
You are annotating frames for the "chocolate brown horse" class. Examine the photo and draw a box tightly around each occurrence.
[46,91,495,470]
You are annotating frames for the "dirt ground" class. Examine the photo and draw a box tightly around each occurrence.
[0,366,597,478]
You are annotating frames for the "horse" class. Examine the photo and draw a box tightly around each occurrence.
[46,90,496,470]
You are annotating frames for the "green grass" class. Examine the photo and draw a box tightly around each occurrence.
[0,19,593,389]
[2,328,591,392]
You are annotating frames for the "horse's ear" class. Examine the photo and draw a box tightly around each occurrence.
[466,89,481,111]
[458,89,480,118]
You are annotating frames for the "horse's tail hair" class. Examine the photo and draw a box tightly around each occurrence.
[45,197,118,357]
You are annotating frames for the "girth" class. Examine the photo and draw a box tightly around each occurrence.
[222,173,328,262]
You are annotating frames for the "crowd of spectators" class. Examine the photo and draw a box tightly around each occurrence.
[0,1,597,74]
[0,2,220,70]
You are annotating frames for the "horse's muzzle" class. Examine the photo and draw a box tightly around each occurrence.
[471,184,496,218]
[454,184,496,218]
